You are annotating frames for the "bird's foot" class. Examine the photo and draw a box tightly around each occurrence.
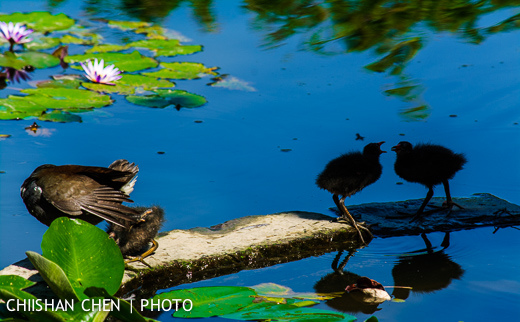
[136,208,154,223]
[442,201,464,213]
[333,217,373,244]
[124,239,159,268]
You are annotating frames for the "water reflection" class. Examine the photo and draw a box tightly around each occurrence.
[0,66,33,88]
[314,250,384,314]
[391,233,464,299]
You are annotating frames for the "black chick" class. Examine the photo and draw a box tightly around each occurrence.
[391,141,467,218]
[20,159,141,228]
[107,206,165,266]
[316,142,385,244]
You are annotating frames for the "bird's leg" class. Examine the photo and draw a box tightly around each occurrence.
[125,239,159,268]
[440,232,450,249]
[410,187,435,222]
[332,194,371,244]
[442,180,464,213]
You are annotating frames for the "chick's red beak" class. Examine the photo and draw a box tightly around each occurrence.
[391,144,400,152]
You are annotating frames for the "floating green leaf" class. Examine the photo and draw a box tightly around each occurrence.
[119,74,175,90]
[41,218,125,300]
[59,34,93,45]
[147,286,257,318]
[126,89,206,109]
[36,76,82,89]
[252,283,333,300]
[108,20,150,31]
[399,104,430,121]
[66,51,158,72]
[0,96,46,120]
[0,12,74,32]
[25,35,61,50]
[21,88,113,110]
[143,62,217,80]
[0,51,60,69]
[86,44,129,53]
[39,110,82,123]
[222,302,355,321]
[128,39,202,57]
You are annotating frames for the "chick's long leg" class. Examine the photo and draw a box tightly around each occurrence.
[125,239,159,268]
[332,194,371,244]
[442,180,464,213]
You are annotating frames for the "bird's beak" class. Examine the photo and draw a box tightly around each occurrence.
[378,141,386,153]
[391,144,400,152]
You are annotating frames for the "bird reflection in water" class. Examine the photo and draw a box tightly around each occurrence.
[391,233,464,300]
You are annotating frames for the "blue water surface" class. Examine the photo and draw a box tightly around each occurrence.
[0,1,519,321]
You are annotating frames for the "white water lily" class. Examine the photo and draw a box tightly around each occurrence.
[80,59,122,85]
[0,22,33,50]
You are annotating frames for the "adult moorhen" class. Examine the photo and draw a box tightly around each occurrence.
[391,141,467,219]
[20,159,141,228]
[316,142,385,244]
[107,206,165,267]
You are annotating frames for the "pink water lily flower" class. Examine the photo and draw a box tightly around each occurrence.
[80,59,122,85]
[0,22,33,51]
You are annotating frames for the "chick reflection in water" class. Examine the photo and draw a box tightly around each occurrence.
[391,233,464,300]
[314,250,385,315]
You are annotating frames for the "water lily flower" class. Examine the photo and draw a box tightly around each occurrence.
[0,22,33,51]
[80,59,122,85]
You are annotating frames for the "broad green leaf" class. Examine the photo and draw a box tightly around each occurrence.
[85,287,157,322]
[86,44,129,53]
[41,217,125,299]
[143,62,217,80]
[128,39,202,57]
[82,82,134,95]
[222,302,356,321]
[0,96,46,120]
[36,77,82,89]
[0,51,60,69]
[253,283,334,300]
[0,275,68,322]
[108,20,150,30]
[26,251,80,301]
[126,89,206,109]
[21,88,113,109]
[147,286,256,318]
[66,51,158,72]
[25,35,61,50]
[0,12,74,32]
[39,110,82,123]
[59,34,93,45]
[119,74,175,90]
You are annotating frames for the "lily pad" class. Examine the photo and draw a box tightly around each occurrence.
[35,75,82,89]
[147,286,257,318]
[0,51,60,69]
[128,39,202,57]
[25,35,61,50]
[0,12,75,32]
[86,44,129,53]
[108,20,150,31]
[21,88,113,110]
[0,96,46,120]
[39,110,82,123]
[66,51,158,72]
[126,89,206,109]
[82,82,135,95]
[143,62,217,80]
[59,34,94,45]
[119,74,175,90]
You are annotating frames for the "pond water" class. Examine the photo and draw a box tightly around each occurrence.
[0,1,519,321]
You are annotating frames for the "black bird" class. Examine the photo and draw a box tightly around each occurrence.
[20,159,141,228]
[391,141,467,218]
[107,206,165,267]
[316,142,385,244]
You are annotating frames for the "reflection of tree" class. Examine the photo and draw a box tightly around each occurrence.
[79,0,217,31]
[244,0,520,120]
[391,233,464,300]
